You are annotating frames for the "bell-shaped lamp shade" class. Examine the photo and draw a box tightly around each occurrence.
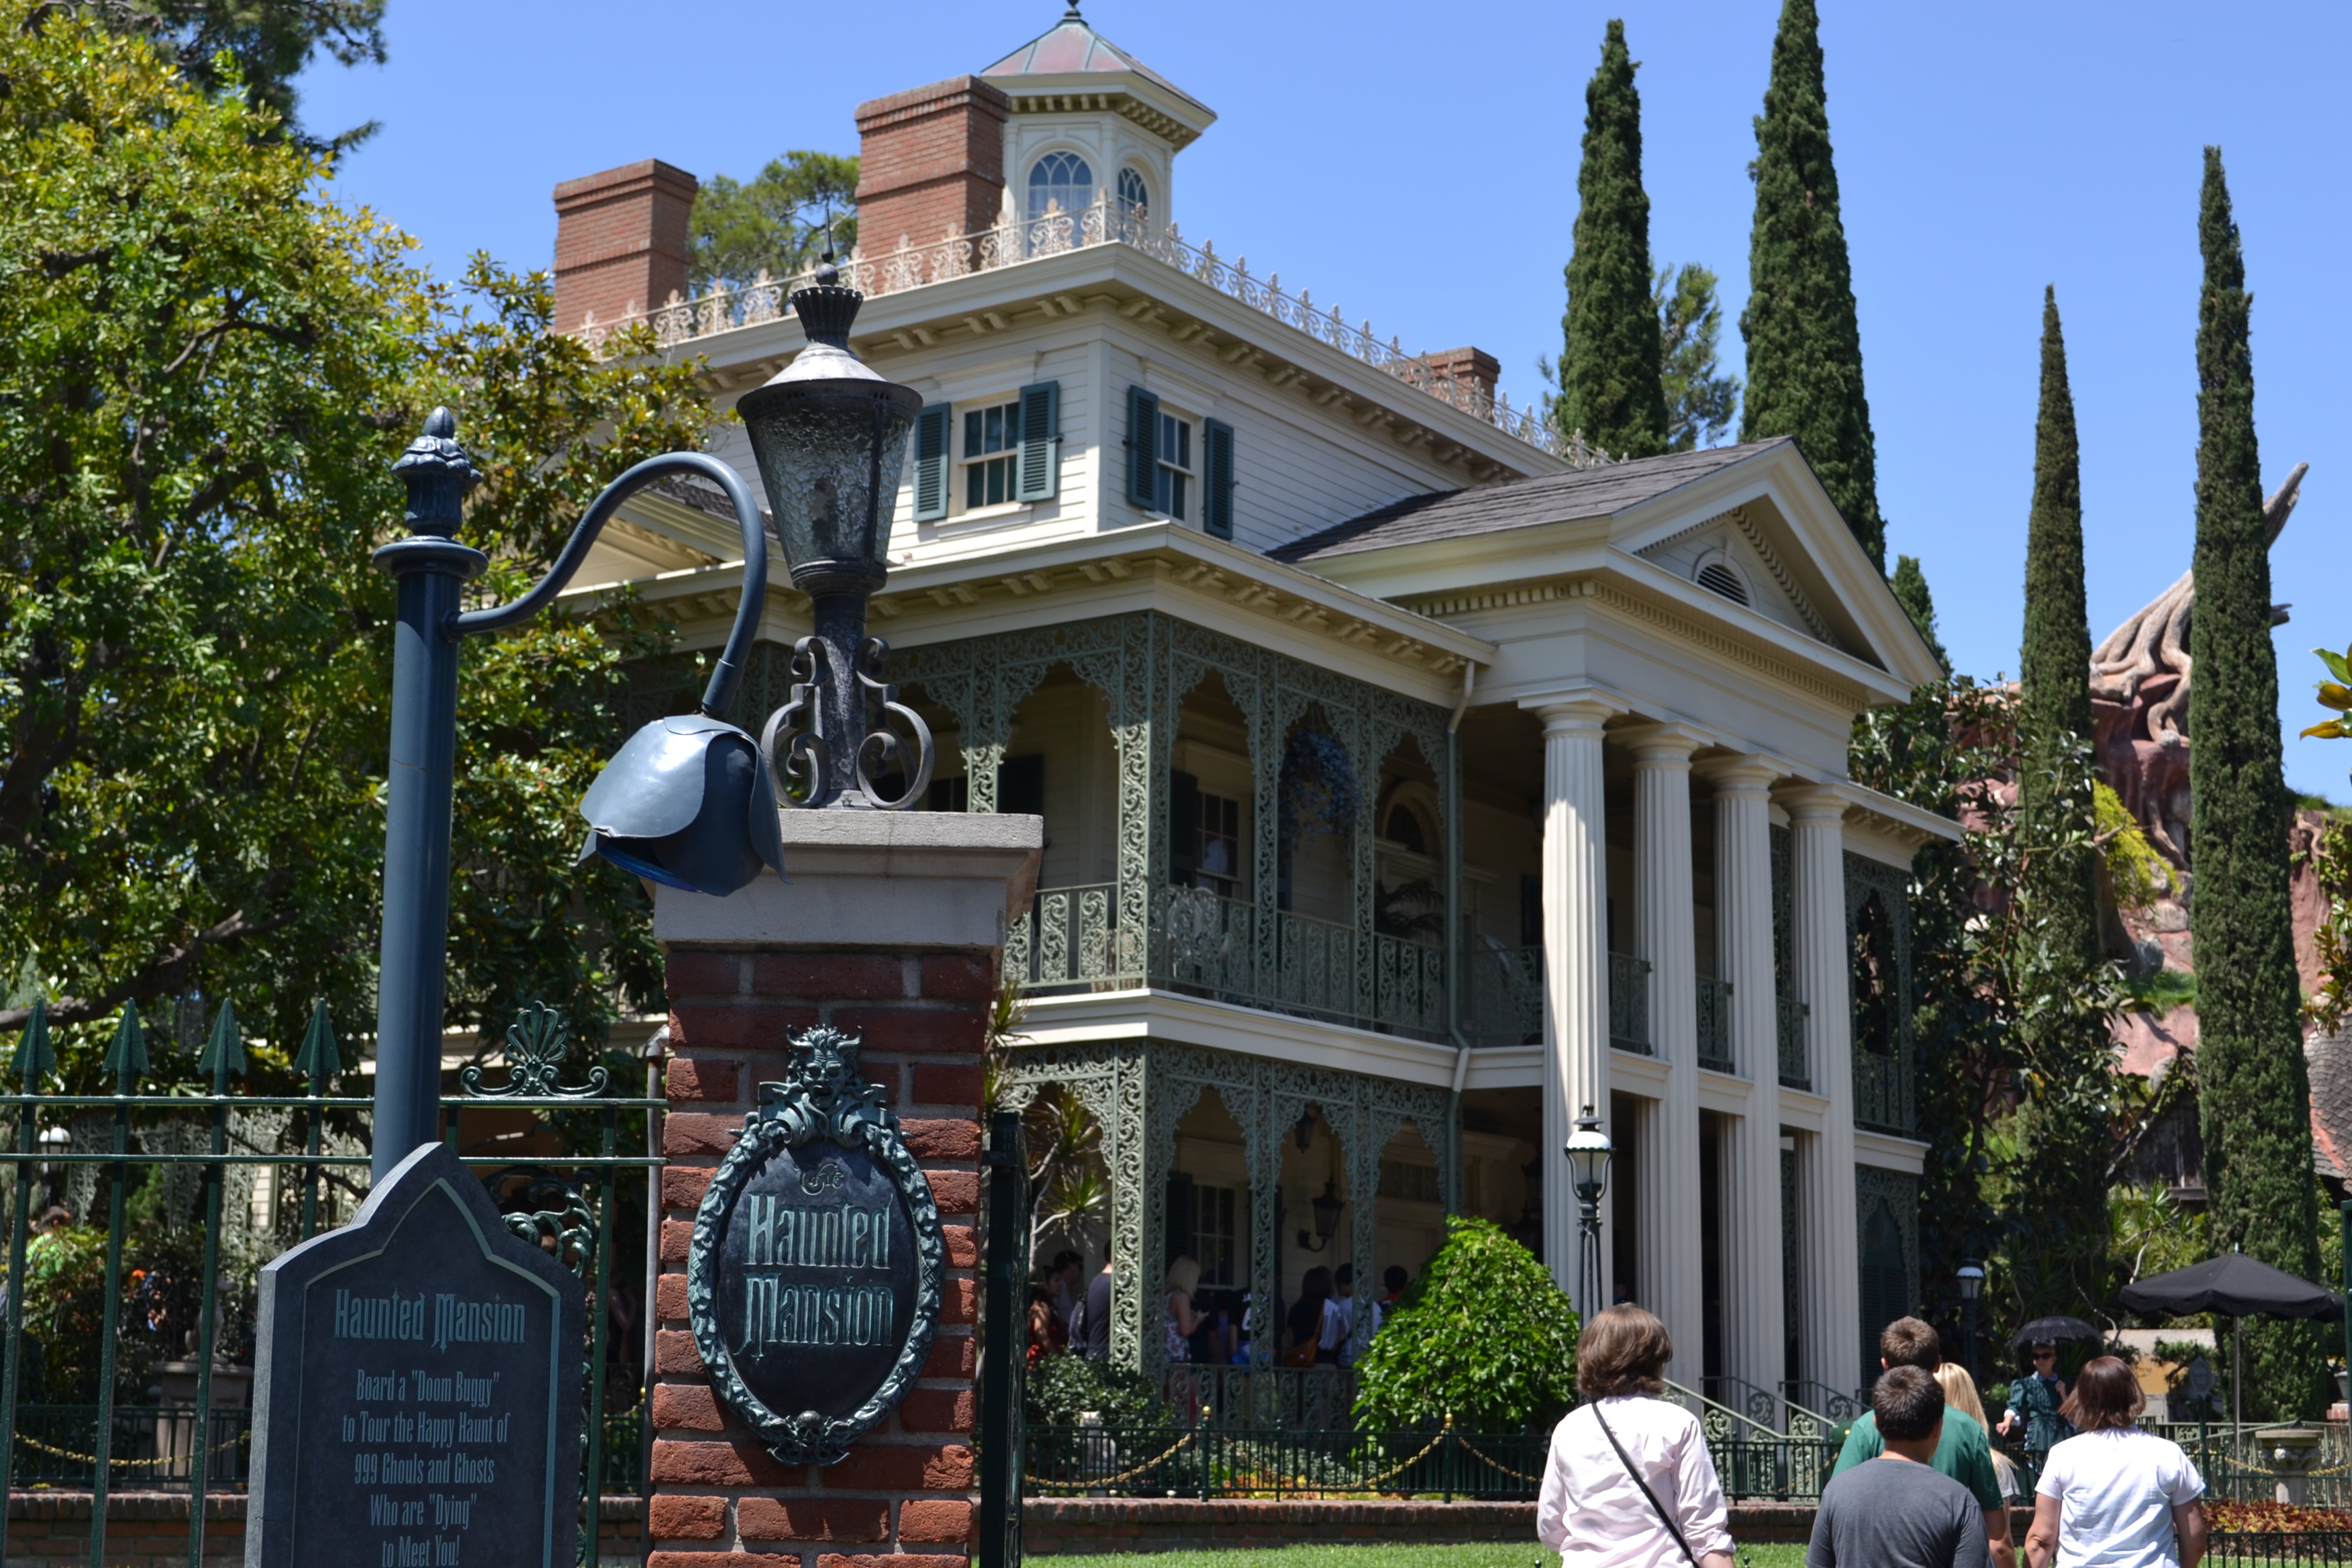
[1309,1180,1345,1245]
[578,715,787,896]
[1956,1261,1985,1302]
[1565,1107,1613,1204]
[735,268,923,594]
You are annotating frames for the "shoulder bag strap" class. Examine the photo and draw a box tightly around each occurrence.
[1590,1402,1700,1568]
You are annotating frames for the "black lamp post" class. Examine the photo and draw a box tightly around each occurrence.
[1956,1259,1985,1380]
[370,257,930,1182]
[1296,1180,1345,1253]
[1565,1103,1612,1319]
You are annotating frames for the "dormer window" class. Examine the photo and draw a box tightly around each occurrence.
[1117,167,1149,222]
[1028,152,1094,222]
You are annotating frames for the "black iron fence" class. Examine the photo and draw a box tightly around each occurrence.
[2206,1535,2352,1566]
[0,999,660,1567]
[1024,1422,1548,1501]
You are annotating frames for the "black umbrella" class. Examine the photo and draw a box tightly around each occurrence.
[2009,1314,2106,1350]
[2115,1254,2343,1320]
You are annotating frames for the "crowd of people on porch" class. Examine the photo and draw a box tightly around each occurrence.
[1022,1247,1414,1370]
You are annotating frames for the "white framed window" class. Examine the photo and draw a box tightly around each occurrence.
[1194,1183,1239,1286]
[962,398,1023,510]
[1155,409,1192,521]
[1117,167,1149,220]
[1027,152,1093,220]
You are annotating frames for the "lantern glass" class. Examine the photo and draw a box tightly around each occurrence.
[740,387,917,591]
[1957,1261,1985,1302]
[1565,1108,1613,1203]
[1310,1180,1345,1243]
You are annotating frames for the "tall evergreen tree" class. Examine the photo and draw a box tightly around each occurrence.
[2018,287,2100,963]
[2188,148,2323,1418]
[1889,555,1947,671]
[1557,19,1667,458]
[1740,0,1884,567]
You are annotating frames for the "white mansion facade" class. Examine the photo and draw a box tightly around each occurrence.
[555,8,1953,1406]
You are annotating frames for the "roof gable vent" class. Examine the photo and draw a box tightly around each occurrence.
[1696,558,1750,607]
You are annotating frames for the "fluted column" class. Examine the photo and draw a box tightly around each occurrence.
[1703,759,1786,1406]
[1628,725,1703,1369]
[1786,787,1859,1397]
[1536,700,1614,1311]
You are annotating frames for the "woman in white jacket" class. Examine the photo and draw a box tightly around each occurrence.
[1537,1305,1735,1567]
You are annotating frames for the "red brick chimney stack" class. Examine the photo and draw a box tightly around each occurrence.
[1417,346,1503,404]
[552,159,699,335]
[853,76,1012,255]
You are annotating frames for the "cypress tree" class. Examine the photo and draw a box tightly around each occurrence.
[1558,19,1668,459]
[2018,286,2100,964]
[1889,554,1947,671]
[2188,148,2323,1418]
[1740,0,1884,568]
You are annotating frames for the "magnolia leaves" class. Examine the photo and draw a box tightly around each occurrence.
[2301,645,2352,740]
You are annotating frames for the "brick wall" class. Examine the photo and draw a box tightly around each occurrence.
[552,159,699,335]
[651,948,987,1568]
[853,77,1011,255]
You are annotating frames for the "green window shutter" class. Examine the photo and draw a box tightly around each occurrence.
[1202,418,1235,539]
[1126,385,1160,507]
[1015,380,1060,502]
[912,403,952,522]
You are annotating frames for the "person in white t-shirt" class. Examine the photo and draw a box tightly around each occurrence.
[2023,1356,2207,1568]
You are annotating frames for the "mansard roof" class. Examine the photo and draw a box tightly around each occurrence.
[1271,441,1782,564]
[981,5,1209,115]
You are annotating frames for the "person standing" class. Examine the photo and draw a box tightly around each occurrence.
[2023,1356,2205,1568]
[1164,1256,1207,1363]
[1073,1258,1114,1360]
[1537,1305,1735,1567]
[1936,1363,2025,1506]
[1285,1267,1331,1367]
[2000,1343,2076,1465]
[1832,1318,2014,1568]
[1810,1366,1991,1568]
[1374,1264,1409,1337]
[1327,1264,1357,1367]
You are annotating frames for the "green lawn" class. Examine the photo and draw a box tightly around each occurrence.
[1037,1546,1810,1568]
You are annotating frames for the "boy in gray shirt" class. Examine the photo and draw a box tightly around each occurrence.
[1809,1366,1990,1568]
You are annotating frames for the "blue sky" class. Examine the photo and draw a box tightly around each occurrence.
[296,0,2350,798]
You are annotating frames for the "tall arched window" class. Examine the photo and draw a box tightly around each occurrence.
[1027,152,1094,220]
[1117,167,1149,221]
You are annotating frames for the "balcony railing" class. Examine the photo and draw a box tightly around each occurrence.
[1608,952,1652,1055]
[1696,977,1735,1073]
[1460,939,1544,1043]
[580,195,1615,469]
[1007,881,1446,1040]
[1777,994,1810,1090]
[1852,1044,1914,1135]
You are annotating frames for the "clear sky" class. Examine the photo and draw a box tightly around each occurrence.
[295,0,2350,798]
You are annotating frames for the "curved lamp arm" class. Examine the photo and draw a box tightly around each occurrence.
[449,453,770,720]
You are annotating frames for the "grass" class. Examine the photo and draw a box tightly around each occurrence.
[1036,1546,1810,1568]
[2123,966,2198,1013]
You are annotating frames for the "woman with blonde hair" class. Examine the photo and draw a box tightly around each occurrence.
[1935,1362,2024,1505]
[1163,1256,1205,1362]
[1537,1304,1733,1567]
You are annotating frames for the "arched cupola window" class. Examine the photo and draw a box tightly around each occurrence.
[1028,152,1094,220]
[1117,167,1149,221]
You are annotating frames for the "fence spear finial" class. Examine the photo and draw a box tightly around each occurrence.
[12,998,52,1088]
[200,998,246,1085]
[295,998,342,1083]
[103,1002,147,1085]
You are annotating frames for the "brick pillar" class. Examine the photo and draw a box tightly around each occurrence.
[552,159,698,335]
[647,813,1041,1568]
[853,77,1011,254]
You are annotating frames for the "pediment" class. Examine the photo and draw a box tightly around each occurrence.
[1634,505,1835,647]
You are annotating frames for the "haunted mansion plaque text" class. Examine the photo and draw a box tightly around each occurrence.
[246,1142,585,1568]
[689,1024,943,1463]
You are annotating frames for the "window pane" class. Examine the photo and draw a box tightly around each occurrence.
[987,458,1007,506]
[1171,472,1188,521]
[985,406,1003,453]
[1155,466,1172,514]
[1177,421,1192,470]
[963,411,981,456]
[965,464,983,510]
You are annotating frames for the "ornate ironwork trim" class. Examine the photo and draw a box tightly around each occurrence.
[687,1025,946,1465]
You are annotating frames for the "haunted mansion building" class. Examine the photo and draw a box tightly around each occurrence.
[557,8,1952,1403]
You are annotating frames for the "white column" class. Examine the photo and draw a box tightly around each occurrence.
[1537,701,1614,1311]
[1703,759,1786,1407]
[1628,726,1703,1370]
[1786,787,1859,1398]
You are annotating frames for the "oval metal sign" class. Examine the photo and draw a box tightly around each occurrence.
[687,1025,943,1465]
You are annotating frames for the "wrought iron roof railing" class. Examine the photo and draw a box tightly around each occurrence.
[581,194,1616,470]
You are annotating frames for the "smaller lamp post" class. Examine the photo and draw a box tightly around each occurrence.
[1296,1179,1345,1253]
[1956,1260,1985,1380]
[35,1125,67,1212]
[1565,1105,1613,1320]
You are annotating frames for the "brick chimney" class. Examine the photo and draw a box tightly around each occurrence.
[853,76,1011,254]
[1416,346,1502,404]
[552,159,698,334]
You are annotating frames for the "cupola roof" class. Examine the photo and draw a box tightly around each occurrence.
[981,5,1215,146]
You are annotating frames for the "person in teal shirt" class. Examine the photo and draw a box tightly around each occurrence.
[1830,1318,2015,1568]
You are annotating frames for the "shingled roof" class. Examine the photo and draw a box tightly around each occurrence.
[1270,439,1790,564]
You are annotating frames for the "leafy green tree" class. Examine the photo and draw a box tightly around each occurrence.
[1352,1217,1579,1430]
[2018,286,2100,966]
[2187,148,2323,1418]
[59,0,387,151]
[1889,554,1948,670]
[1740,0,1884,568]
[689,151,860,293]
[0,1,708,1079]
[1556,20,1667,458]
[1655,263,1740,450]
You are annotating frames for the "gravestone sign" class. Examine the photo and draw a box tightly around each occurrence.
[689,1022,944,1464]
[246,1141,585,1568]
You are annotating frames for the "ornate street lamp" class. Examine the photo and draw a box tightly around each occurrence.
[1296,1179,1346,1253]
[1565,1105,1612,1319]
[1956,1259,1985,1380]
[370,257,931,1181]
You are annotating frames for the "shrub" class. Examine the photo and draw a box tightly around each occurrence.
[1024,1350,1173,1434]
[1352,1216,1580,1431]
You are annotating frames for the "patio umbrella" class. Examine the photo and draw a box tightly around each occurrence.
[2009,1315,2106,1350]
[2115,1254,2343,1320]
